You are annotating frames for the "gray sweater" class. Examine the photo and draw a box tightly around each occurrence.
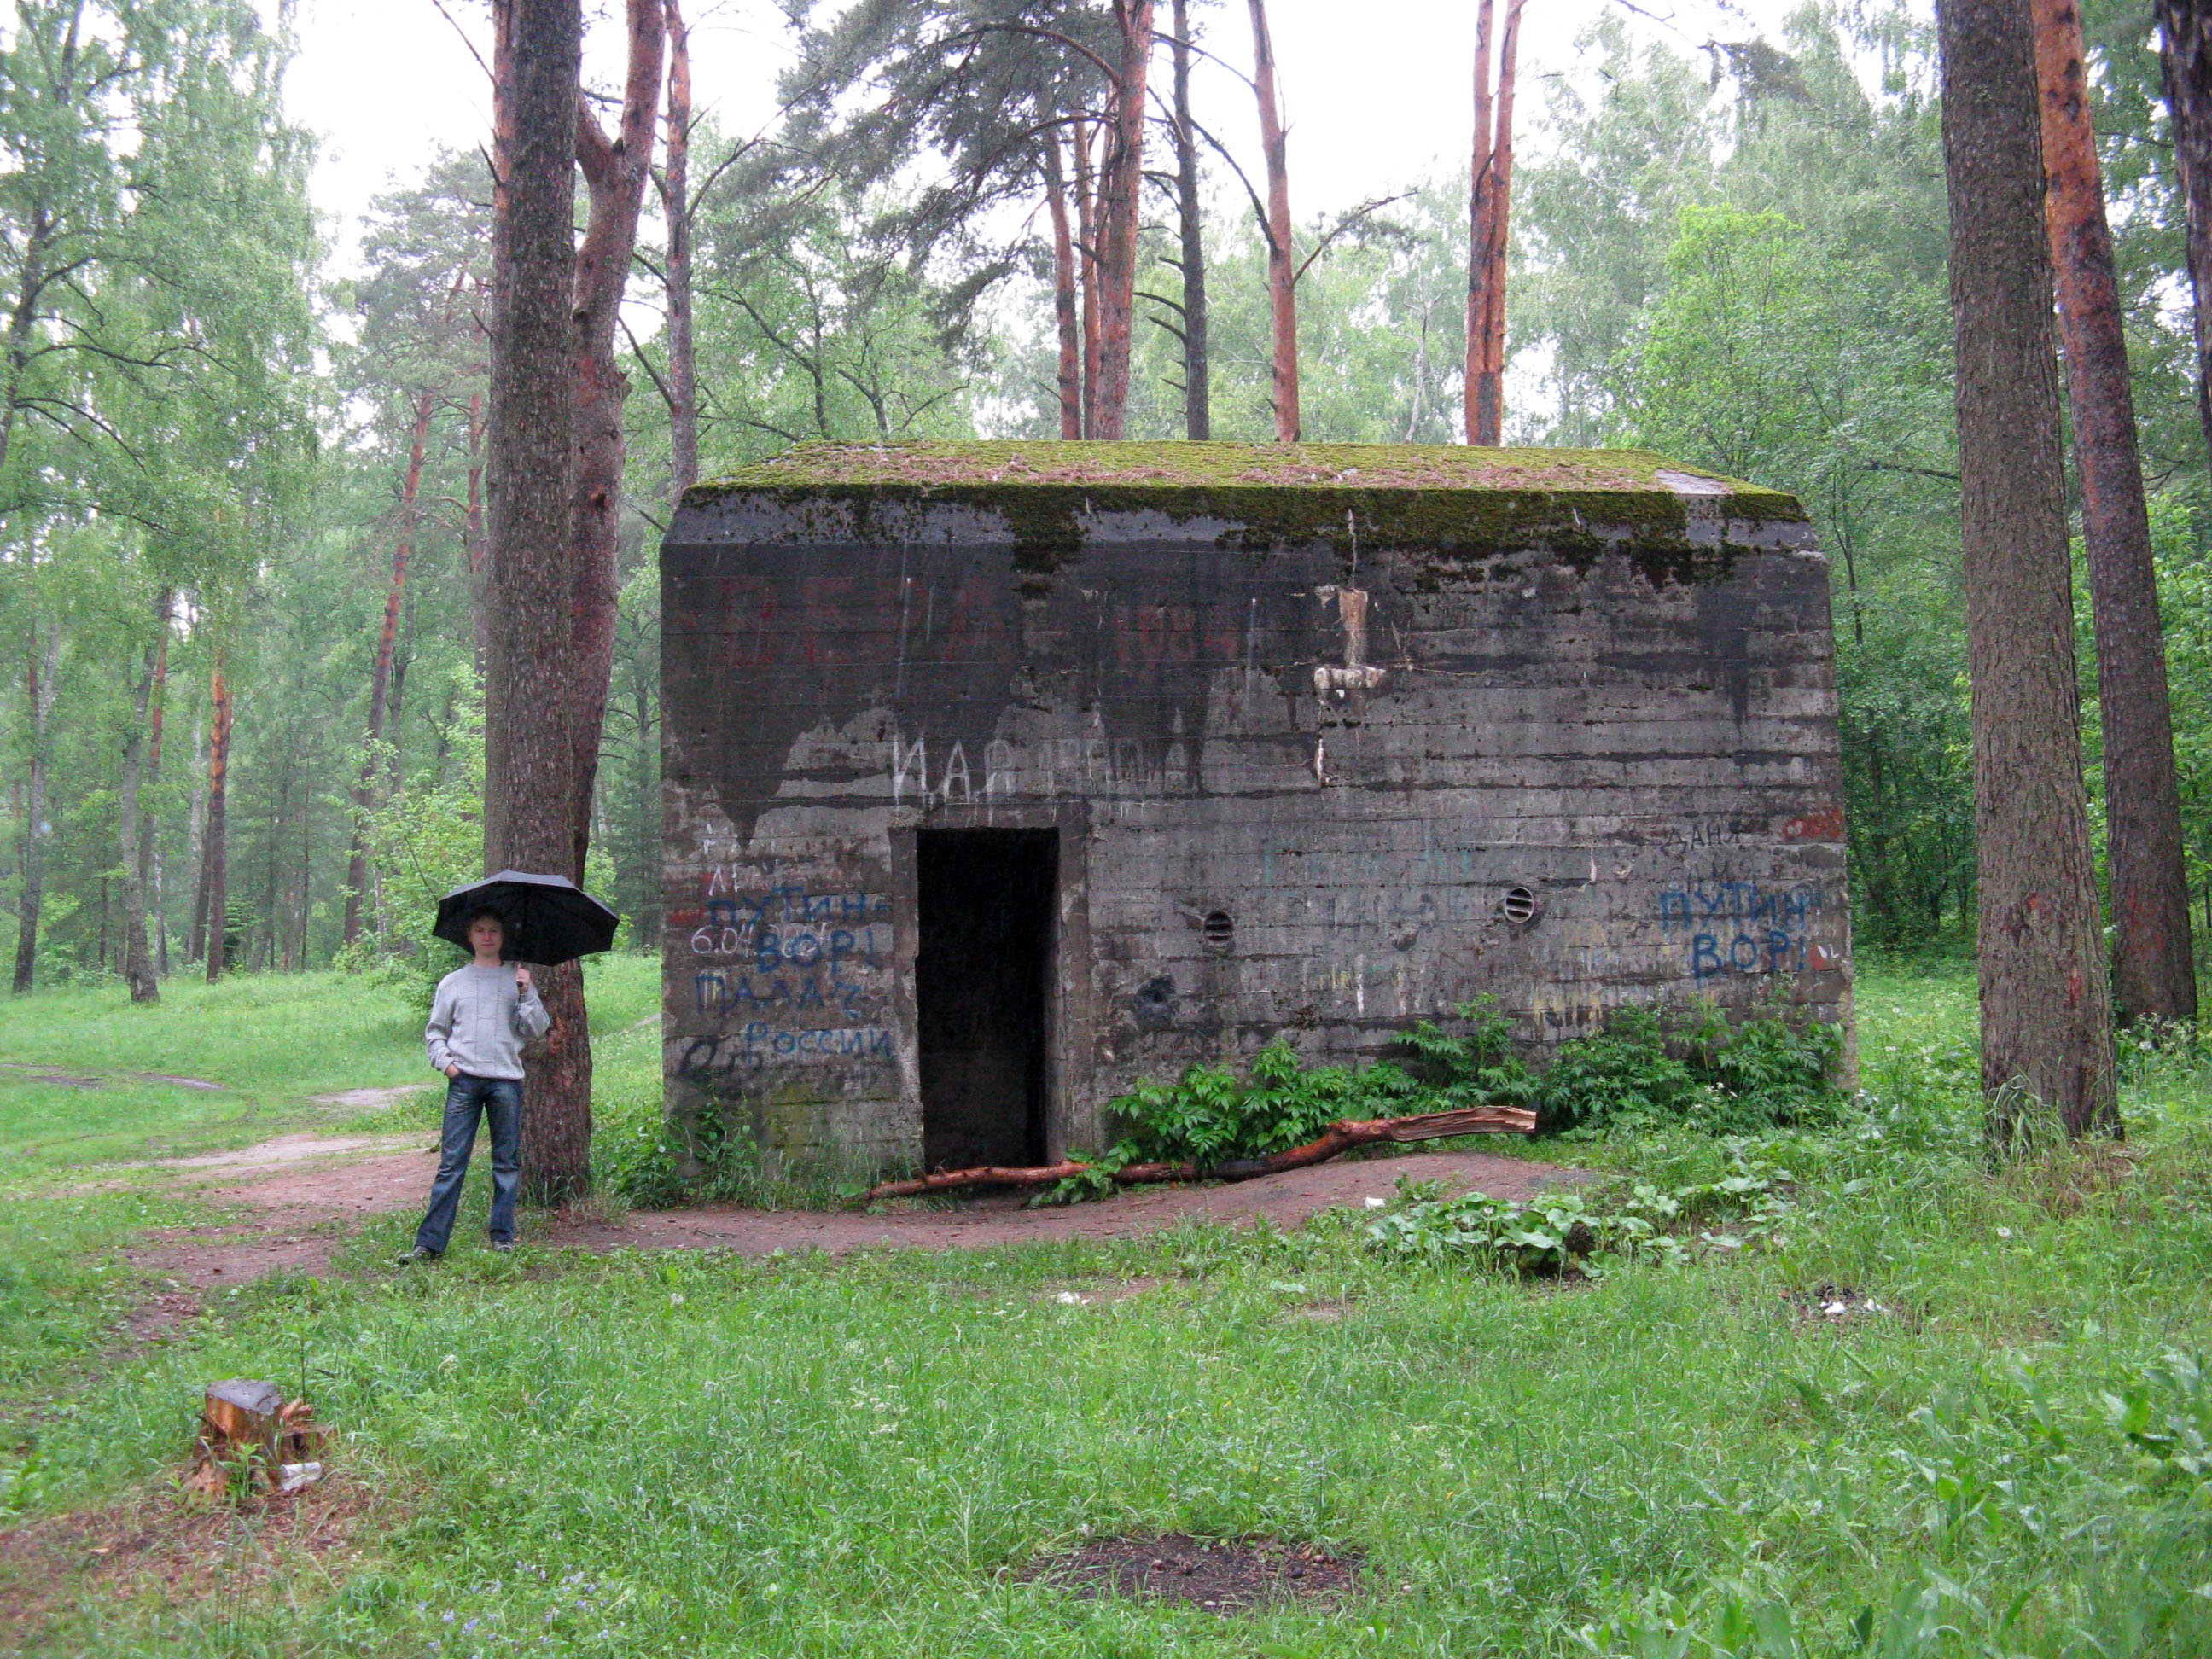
[425,963,552,1080]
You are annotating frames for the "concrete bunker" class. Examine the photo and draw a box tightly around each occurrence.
[661,440,1854,1181]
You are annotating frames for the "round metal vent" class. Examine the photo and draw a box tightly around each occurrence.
[1201,910,1236,951]
[1499,886,1540,924]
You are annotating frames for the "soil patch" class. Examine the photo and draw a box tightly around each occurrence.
[0,1472,387,1654]
[0,1062,224,1092]
[308,1084,429,1113]
[1022,1534,1360,1611]
[545,1149,1575,1259]
[116,1136,1574,1292]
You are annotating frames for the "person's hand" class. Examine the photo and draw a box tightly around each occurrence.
[445,1063,461,1080]
[515,965,533,993]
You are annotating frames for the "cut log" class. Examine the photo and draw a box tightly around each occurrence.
[858,1104,1537,1202]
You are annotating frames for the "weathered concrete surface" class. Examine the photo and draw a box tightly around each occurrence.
[661,440,1851,1179]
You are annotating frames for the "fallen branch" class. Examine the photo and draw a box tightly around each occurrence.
[859,1104,1536,1202]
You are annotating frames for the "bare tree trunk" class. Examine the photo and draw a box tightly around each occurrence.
[1088,0,1155,439]
[142,608,169,981]
[1464,0,1524,445]
[1044,131,1084,439]
[662,0,698,500]
[11,620,61,994]
[1072,118,1102,437]
[1247,0,1297,442]
[486,0,587,1202]
[1939,0,2119,1140]
[2158,1,2212,458]
[1169,0,1211,439]
[344,386,435,947]
[203,653,232,982]
[2033,0,2197,1024]
[185,712,207,965]
[465,389,489,674]
[116,590,171,1004]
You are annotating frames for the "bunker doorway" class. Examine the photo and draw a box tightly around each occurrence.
[916,828,1057,1171]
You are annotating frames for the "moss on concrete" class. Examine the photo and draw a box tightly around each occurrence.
[686,440,1807,564]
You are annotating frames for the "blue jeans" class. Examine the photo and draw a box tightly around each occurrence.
[414,1073,522,1253]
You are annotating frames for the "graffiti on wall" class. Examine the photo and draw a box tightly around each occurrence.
[676,870,896,1070]
[1658,874,1837,979]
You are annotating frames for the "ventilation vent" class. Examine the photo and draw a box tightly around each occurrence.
[1499,886,1540,925]
[1201,910,1237,952]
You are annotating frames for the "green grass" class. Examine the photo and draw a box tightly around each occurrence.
[4,959,2212,1656]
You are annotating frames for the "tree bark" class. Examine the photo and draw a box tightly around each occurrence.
[142,607,169,977]
[1169,0,1211,439]
[11,620,61,994]
[2033,0,2197,1024]
[1088,0,1155,439]
[202,652,233,982]
[116,590,171,1004]
[2158,1,2212,458]
[661,0,698,500]
[1464,0,1525,446]
[1044,131,1085,439]
[344,386,435,947]
[486,0,587,1202]
[1939,0,2119,1140]
[465,388,489,674]
[1072,118,1103,437]
[1248,0,1298,441]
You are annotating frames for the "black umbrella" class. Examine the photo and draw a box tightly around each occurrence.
[433,870,621,967]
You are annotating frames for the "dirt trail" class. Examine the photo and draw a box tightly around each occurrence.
[123,1134,1575,1289]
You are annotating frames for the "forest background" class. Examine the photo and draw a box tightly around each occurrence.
[5,0,2208,1004]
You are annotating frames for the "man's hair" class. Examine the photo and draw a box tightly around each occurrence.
[464,907,507,933]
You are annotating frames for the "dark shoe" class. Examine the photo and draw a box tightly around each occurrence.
[489,1240,515,1254]
[399,1245,442,1264]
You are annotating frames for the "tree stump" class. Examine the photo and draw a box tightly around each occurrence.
[184,1380,328,1499]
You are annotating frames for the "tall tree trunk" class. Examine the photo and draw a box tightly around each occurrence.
[1464,0,1525,445]
[1247,0,1297,442]
[1938,0,2119,1141]
[2034,0,2197,1024]
[465,389,489,674]
[486,0,587,1202]
[1072,119,1103,437]
[1089,0,1155,439]
[11,620,61,994]
[344,386,435,947]
[116,590,171,1004]
[1044,131,1085,439]
[203,652,232,982]
[662,0,699,500]
[142,608,169,976]
[186,712,207,964]
[2157,2,2212,458]
[1170,0,1211,439]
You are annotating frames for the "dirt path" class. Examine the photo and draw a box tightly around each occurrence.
[123,1133,1575,1289]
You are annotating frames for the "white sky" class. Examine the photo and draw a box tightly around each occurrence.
[288,0,1806,276]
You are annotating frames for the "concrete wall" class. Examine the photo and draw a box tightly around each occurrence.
[661,491,1851,1179]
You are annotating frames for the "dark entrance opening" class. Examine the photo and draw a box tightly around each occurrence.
[916,829,1057,1171]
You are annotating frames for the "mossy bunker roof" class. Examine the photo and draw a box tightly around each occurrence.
[678,439,1809,560]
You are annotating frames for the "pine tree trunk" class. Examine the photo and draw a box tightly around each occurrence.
[203,654,232,982]
[185,712,207,964]
[486,0,587,1202]
[1089,0,1155,439]
[2034,0,2197,1024]
[344,387,435,947]
[1247,0,1298,442]
[466,389,489,674]
[663,0,698,500]
[2157,1,2212,457]
[1170,0,1210,440]
[1072,119,1102,437]
[116,590,171,1004]
[1938,0,2119,1140]
[11,620,61,994]
[1464,0,1524,446]
[1044,132,1084,439]
[141,608,169,978]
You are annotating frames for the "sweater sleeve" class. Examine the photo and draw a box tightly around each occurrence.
[514,983,552,1042]
[425,980,457,1073]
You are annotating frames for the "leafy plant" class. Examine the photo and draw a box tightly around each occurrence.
[1366,1155,1793,1276]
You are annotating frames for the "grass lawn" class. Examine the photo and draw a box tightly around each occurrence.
[4,959,2212,1656]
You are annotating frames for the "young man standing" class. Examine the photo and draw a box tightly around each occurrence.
[405,908,551,1260]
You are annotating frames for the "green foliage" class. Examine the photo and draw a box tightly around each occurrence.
[1366,1155,1794,1276]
